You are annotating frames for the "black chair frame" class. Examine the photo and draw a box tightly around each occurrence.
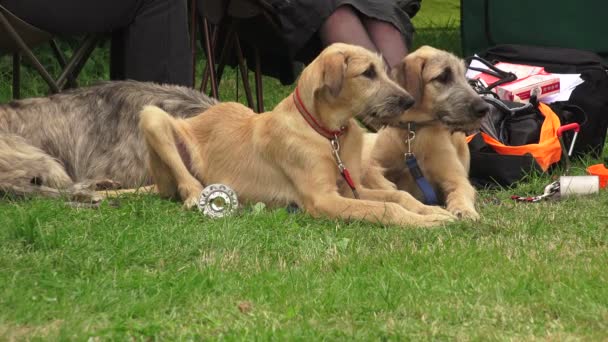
[191,0,273,113]
[0,5,102,99]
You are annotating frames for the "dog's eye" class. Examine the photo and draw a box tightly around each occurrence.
[434,68,452,83]
[361,65,376,79]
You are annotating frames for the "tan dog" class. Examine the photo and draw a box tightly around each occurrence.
[139,43,454,227]
[363,46,490,220]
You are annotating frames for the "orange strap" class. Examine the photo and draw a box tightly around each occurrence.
[466,103,562,171]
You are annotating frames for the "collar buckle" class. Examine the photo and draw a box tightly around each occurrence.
[405,122,416,157]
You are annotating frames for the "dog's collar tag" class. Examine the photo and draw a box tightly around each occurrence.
[330,137,360,199]
[405,122,416,157]
[198,184,239,218]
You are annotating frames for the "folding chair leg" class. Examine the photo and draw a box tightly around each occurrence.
[200,17,219,98]
[0,12,60,93]
[254,47,264,113]
[214,27,236,93]
[70,35,101,79]
[233,34,255,110]
[189,0,197,87]
[12,52,20,99]
[55,34,100,90]
[50,39,67,66]
[50,39,77,88]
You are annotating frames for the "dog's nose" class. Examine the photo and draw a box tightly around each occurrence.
[398,96,415,111]
[471,99,490,118]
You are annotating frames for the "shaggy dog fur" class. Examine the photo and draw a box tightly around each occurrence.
[0,81,217,201]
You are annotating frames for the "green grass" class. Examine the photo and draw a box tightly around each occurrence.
[413,0,461,28]
[2,185,608,340]
[2,0,608,340]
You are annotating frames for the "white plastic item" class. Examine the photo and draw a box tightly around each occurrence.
[559,176,599,197]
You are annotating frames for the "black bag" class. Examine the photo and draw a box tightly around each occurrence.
[468,134,544,188]
[465,54,580,188]
[468,97,551,188]
[479,44,608,157]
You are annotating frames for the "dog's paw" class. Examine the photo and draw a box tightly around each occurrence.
[65,180,103,203]
[414,213,455,227]
[178,182,204,210]
[448,205,480,221]
[416,204,455,218]
[69,189,103,204]
[94,179,122,191]
[182,195,200,210]
[446,198,479,220]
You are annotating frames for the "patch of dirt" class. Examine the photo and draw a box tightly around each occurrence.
[237,301,253,314]
[0,320,63,341]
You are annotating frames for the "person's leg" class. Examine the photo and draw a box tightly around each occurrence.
[1,0,193,87]
[119,0,193,86]
[361,17,409,68]
[110,30,127,81]
[318,5,378,56]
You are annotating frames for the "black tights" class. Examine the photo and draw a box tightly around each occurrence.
[319,5,408,69]
[1,0,192,86]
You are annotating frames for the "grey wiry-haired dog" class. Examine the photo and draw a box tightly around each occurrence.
[0,81,217,201]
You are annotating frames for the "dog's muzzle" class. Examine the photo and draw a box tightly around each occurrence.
[439,115,484,133]
[394,94,416,113]
[436,98,491,132]
[471,98,491,119]
[369,94,415,119]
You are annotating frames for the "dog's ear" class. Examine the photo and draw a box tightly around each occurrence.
[391,56,425,102]
[320,51,346,97]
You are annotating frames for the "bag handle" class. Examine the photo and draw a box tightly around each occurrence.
[554,103,588,127]
[465,56,517,91]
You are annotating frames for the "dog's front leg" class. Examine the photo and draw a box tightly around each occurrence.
[139,106,203,209]
[437,171,479,220]
[294,169,452,227]
[443,134,480,220]
[359,165,453,218]
[361,163,398,191]
[355,187,455,220]
[426,153,479,220]
[305,191,452,228]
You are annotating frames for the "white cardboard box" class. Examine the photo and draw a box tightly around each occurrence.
[475,62,561,102]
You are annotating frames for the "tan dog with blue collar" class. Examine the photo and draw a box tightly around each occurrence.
[139,43,454,227]
[363,46,489,220]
